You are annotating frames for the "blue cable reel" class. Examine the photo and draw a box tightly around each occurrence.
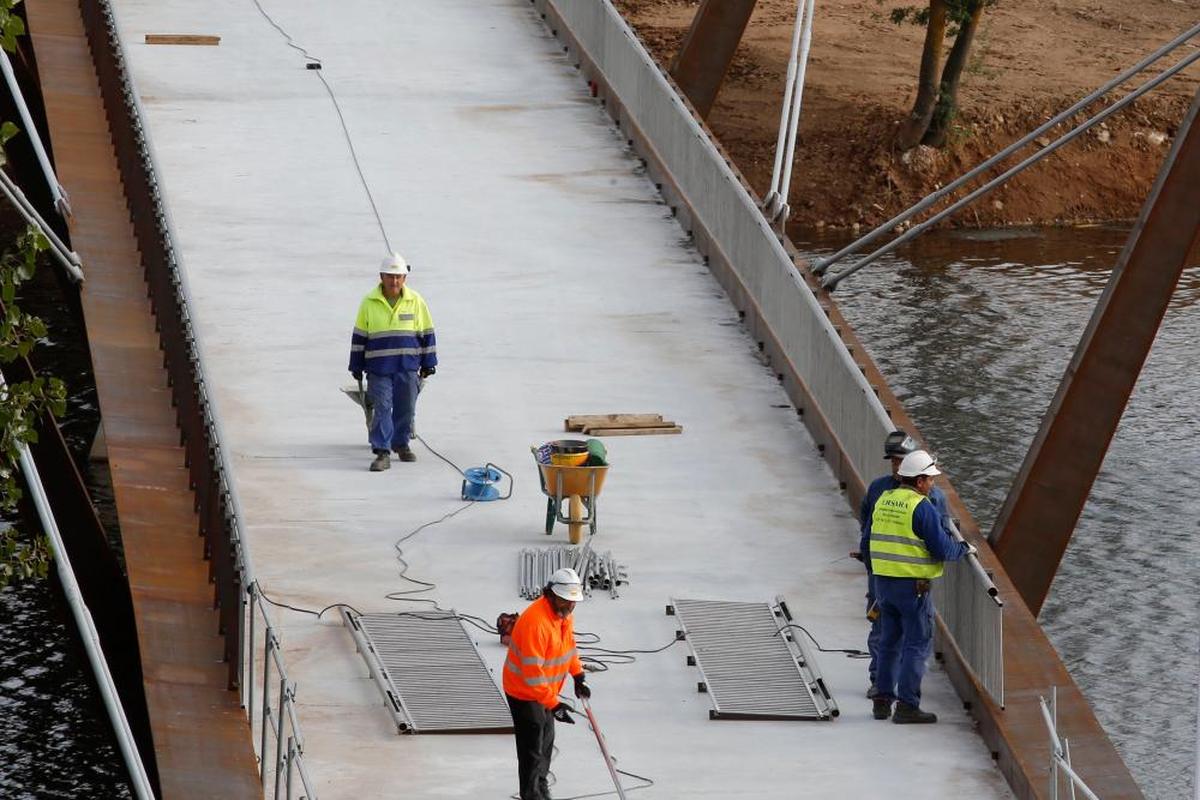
[461,463,513,502]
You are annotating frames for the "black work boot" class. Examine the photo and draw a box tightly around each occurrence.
[369,451,390,472]
[872,697,892,720]
[892,702,937,724]
[395,444,416,462]
[537,776,553,800]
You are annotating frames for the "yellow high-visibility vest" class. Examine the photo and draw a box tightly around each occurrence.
[869,487,944,579]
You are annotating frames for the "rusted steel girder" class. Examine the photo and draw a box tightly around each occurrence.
[991,88,1200,616]
[669,0,758,119]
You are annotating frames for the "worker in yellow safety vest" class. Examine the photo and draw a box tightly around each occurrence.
[503,568,590,800]
[347,252,437,471]
[869,449,975,724]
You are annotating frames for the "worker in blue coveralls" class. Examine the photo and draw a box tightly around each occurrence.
[854,430,951,701]
[348,253,437,472]
[869,449,974,723]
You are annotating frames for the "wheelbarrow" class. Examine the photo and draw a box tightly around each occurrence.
[532,447,610,544]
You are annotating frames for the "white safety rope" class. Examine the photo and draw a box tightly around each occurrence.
[762,0,815,226]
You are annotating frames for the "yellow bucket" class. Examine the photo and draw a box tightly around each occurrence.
[548,439,589,466]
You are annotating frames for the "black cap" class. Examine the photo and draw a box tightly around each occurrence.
[883,430,919,460]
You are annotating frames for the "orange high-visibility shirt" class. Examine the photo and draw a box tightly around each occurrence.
[503,596,583,708]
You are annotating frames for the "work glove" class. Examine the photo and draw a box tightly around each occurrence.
[418,366,436,379]
[963,542,978,557]
[551,702,576,724]
[573,674,591,700]
[351,370,363,382]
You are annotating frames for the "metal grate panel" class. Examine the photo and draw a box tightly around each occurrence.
[671,598,837,721]
[344,611,513,734]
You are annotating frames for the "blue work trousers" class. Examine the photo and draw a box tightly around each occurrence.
[866,574,881,685]
[367,371,419,453]
[874,576,934,708]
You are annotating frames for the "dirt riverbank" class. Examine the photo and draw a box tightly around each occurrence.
[613,0,1200,231]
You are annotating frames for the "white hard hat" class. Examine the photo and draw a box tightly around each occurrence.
[548,568,584,602]
[379,252,410,275]
[897,449,941,478]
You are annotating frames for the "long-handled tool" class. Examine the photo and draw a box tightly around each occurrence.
[342,374,426,434]
[581,698,627,800]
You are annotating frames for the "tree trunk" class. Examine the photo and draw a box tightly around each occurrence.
[896,0,948,150]
[923,0,985,147]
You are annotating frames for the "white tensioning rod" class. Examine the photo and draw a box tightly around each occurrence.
[0,50,71,217]
[812,20,1200,278]
[762,0,816,225]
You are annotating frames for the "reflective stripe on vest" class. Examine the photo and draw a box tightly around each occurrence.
[505,642,578,684]
[502,596,582,706]
[869,487,944,579]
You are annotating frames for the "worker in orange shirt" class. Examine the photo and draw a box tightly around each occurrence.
[503,568,590,800]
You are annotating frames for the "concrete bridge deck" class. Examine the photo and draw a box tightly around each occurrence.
[91,0,1016,796]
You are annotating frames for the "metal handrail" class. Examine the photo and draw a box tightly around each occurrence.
[948,519,999,600]
[1040,688,1102,800]
[812,20,1200,277]
[250,584,316,798]
[932,519,1004,706]
[79,1,317,796]
[1,373,155,799]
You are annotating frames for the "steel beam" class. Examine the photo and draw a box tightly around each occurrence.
[991,88,1200,615]
[669,0,758,119]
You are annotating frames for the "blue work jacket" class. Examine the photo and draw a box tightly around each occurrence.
[859,475,951,573]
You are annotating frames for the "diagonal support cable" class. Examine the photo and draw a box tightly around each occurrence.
[811,20,1200,278]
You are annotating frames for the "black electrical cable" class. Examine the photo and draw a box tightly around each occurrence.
[367,609,500,636]
[384,500,476,604]
[508,727,656,800]
[255,586,363,620]
[775,623,870,658]
[413,432,468,476]
[249,0,393,252]
[574,634,684,671]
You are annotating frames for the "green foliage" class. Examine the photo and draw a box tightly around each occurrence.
[0,524,49,586]
[0,0,25,54]
[0,0,52,589]
[885,4,931,26]
[0,229,61,589]
[878,0,996,32]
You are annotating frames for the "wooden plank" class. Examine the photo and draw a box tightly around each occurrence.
[565,413,664,431]
[582,419,676,433]
[585,425,682,436]
[144,33,220,46]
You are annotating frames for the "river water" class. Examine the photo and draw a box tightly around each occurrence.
[798,224,1200,799]
[1,225,1195,797]
[0,260,132,799]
